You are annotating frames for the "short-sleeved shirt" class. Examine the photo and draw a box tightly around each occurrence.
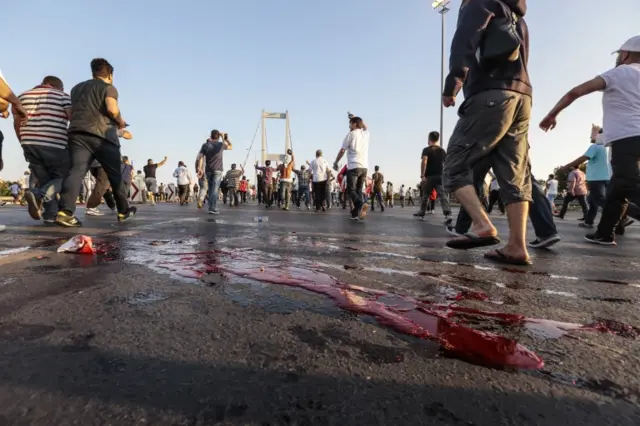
[599,64,640,144]
[341,129,370,170]
[421,145,446,177]
[225,169,243,189]
[200,140,224,172]
[143,164,158,179]
[18,85,71,149]
[68,79,121,145]
[311,157,331,182]
[547,179,558,195]
[121,163,133,183]
[372,172,384,191]
[583,143,611,182]
[567,169,588,196]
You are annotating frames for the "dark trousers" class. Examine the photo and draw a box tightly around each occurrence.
[558,194,588,219]
[597,138,640,238]
[59,133,128,215]
[420,175,451,215]
[456,162,557,239]
[487,189,505,214]
[22,145,70,220]
[178,184,189,204]
[264,186,273,207]
[312,180,327,210]
[87,166,116,210]
[257,184,265,204]
[297,185,310,207]
[585,180,607,225]
[346,168,368,212]
[371,190,384,210]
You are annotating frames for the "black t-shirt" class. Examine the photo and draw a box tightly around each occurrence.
[199,140,224,172]
[143,164,158,179]
[421,145,446,177]
[69,79,120,145]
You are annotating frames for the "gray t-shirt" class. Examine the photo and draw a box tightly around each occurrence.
[69,78,121,145]
[200,140,224,172]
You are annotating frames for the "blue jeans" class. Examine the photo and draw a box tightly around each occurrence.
[201,170,222,211]
[23,145,70,220]
[585,180,607,225]
[298,185,310,207]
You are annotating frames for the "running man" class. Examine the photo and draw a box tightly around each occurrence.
[415,131,452,223]
[371,166,385,212]
[144,156,168,205]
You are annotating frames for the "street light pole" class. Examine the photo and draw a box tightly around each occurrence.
[432,0,450,146]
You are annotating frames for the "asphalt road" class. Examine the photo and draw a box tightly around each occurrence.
[0,201,639,425]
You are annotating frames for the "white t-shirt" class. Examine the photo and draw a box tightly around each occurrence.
[399,187,405,197]
[341,129,370,170]
[599,64,640,145]
[547,179,559,195]
[310,157,330,182]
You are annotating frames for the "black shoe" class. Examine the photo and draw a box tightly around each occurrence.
[118,207,137,223]
[528,234,561,249]
[56,212,82,227]
[622,218,635,228]
[413,212,425,219]
[577,217,585,221]
[578,222,594,229]
[584,233,616,246]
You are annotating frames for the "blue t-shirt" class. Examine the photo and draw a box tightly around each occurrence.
[584,144,611,182]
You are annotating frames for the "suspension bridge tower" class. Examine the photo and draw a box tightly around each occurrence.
[261,110,291,164]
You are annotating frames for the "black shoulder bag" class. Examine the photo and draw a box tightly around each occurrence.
[478,0,522,68]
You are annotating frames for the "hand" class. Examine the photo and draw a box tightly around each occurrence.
[333,162,339,171]
[442,96,456,108]
[12,102,28,119]
[421,176,426,183]
[539,114,557,132]
[0,110,8,119]
[197,169,204,179]
[119,130,133,140]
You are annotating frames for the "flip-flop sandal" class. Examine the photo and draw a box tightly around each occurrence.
[446,232,501,250]
[484,248,532,266]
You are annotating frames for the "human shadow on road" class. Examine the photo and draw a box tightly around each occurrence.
[0,341,638,426]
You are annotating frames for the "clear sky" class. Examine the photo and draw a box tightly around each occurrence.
[1,0,639,187]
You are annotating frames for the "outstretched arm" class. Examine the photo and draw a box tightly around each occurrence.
[540,77,606,131]
[157,156,169,167]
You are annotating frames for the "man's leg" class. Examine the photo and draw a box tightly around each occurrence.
[104,189,116,210]
[433,177,451,217]
[557,195,573,219]
[58,134,95,216]
[93,142,129,215]
[87,167,110,209]
[528,173,560,244]
[593,140,640,241]
[443,91,532,261]
[578,195,589,219]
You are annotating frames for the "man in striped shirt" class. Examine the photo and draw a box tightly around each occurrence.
[14,76,72,223]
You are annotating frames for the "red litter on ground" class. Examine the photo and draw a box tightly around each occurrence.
[57,235,96,255]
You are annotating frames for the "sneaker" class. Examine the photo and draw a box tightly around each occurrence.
[85,207,105,216]
[56,212,82,227]
[24,192,42,220]
[197,200,203,209]
[413,212,425,219]
[584,233,616,246]
[528,234,561,249]
[358,204,369,220]
[117,207,137,223]
[43,218,56,225]
[577,217,585,221]
[578,222,594,229]
[444,215,453,226]
[446,225,461,237]
[622,218,635,228]
[0,225,6,232]
[212,210,220,215]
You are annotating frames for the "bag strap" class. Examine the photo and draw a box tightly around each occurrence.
[494,0,518,25]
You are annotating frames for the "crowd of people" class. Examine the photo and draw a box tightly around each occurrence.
[1,0,639,266]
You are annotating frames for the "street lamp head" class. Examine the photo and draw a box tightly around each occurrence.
[432,0,450,10]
